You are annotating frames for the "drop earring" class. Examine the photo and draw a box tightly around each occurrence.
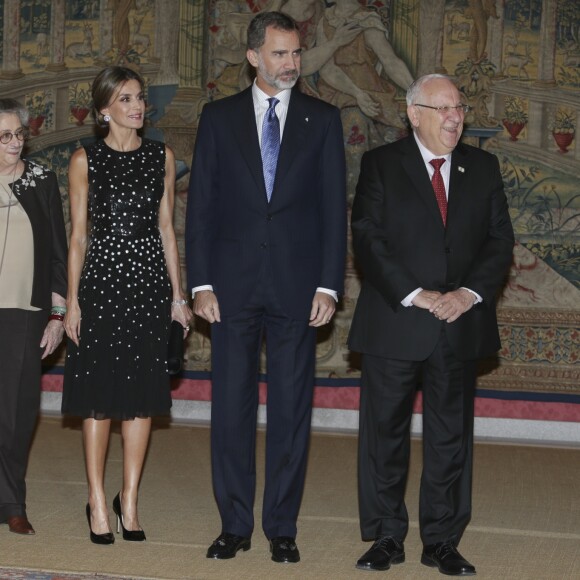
[103,114,111,122]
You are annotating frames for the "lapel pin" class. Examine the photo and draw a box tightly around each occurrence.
[305,117,309,122]
[458,166,465,173]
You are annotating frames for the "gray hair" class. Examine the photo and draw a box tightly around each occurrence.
[0,98,30,126]
[406,74,451,106]
[247,11,298,51]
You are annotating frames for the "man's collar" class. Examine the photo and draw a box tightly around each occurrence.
[413,132,452,164]
[252,80,292,107]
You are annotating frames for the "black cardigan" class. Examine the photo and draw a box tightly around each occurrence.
[12,160,68,309]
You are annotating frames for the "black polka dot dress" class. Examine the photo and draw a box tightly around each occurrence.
[62,139,172,420]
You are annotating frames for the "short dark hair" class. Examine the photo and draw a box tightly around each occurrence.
[91,66,145,127]
[0,98,29,126]
[247,11,299,51]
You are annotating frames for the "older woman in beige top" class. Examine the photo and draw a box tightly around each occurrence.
[0,98,67,535]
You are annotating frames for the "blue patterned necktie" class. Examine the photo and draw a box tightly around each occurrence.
[261,97,280,202]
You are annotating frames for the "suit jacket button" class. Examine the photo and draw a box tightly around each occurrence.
[267,214,273,221]
[261,242,267,249]
[445,247,452,254]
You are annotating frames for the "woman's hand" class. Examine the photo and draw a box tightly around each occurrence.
[171,300,193,337]
[40,320,65,359]
[64,302,82,346]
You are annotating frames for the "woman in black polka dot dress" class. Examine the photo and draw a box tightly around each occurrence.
[62,66,192,544]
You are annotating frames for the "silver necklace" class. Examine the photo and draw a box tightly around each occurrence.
[0,162,20,279]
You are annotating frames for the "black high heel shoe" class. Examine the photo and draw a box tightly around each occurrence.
[85,504,114,545]
[112,492,146,541]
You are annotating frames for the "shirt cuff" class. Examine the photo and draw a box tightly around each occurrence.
[317,287,338,302]
[192,285,213,298]
[401,287,423,307]
[460,287,482,304]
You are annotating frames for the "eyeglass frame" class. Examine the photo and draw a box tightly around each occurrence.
[413,104,471,115]
[0,128,30,144]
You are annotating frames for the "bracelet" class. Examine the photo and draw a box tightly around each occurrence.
[51,306,67,315]
[49,314,64,322]
[171,299,188,306]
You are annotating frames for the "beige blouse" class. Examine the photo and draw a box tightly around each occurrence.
[0,174,39,311]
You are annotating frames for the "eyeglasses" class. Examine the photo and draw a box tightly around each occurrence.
[414,104,471,115]
[0,129,29,144]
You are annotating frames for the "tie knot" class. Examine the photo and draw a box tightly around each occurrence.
[267,97,279,110]
[430,158,445,171]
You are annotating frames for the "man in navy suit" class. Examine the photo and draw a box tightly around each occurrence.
[348,74,514,575]
[185,11,346,564]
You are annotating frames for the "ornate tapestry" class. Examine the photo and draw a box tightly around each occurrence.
[2,0,578,396]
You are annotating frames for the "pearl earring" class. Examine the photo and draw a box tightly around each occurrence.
[104,114,111,122]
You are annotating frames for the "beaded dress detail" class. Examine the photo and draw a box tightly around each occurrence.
[62,139,172,419]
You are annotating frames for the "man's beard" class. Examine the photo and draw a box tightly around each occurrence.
[258,60,299,91]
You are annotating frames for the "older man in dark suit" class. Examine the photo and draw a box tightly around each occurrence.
[349,74,514,576]
[185,11,346,565]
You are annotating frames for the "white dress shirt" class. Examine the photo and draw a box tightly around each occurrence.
[400,134,482,307]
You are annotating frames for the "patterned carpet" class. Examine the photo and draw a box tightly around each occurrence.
[0,570,139,580]
[4,419,580,580]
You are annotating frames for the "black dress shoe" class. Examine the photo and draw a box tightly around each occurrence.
[206,532,251,559]
[356,536,405,571]
[8,516,35,535]
[421,542,476,576]
[269,536,300,563]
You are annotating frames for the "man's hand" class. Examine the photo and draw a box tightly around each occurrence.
[429,289,475,323]
[193,290,221,323]
[309,292,336,327]
[411,290,442,310]
[355,90,380,118]
[332,22,363,49]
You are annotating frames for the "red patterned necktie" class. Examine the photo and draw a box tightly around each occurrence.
[429,158,448,226]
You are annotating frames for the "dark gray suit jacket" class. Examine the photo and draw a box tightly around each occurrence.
[348,135,514,361]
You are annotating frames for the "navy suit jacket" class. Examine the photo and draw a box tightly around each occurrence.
[185,87,347,320]
[348,135,514,362]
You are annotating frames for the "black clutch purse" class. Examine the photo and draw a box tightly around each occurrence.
[167,320,184,375]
